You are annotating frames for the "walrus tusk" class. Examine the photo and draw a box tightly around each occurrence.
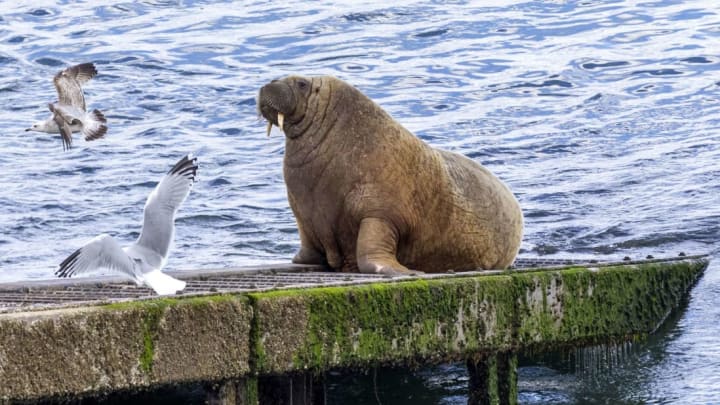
[277,112,284,132]
[266,120,272,137]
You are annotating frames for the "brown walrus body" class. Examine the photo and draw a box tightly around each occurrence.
[258,75,523,275]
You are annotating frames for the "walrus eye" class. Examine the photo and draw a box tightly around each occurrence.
[297,79,309,90]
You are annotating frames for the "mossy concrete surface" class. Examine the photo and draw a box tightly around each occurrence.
[251,276,517,374]
[251,258,708,374]
[0,258,708,402]
[513,261,702,347]
[0,295,252,402]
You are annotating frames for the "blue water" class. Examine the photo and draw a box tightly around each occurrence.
[1,1,719,403]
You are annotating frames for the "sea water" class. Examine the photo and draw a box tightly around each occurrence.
[1,1,718,402]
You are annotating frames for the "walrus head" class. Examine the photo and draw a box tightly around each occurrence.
[258,76,317,139]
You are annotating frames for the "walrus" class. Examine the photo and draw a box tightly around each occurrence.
[257,75,523,275]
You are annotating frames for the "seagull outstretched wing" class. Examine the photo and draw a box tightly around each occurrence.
[53,62,98,111]
[56,234,134,278]
[135,154,198,259]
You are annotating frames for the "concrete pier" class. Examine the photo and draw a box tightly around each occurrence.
[0,255,708,404]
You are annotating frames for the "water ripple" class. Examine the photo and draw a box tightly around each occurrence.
[0,0,719,400]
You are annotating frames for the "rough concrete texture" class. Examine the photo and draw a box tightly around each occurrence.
[251,275,518,374]
[0,258,707,402]
[149,296,253,383]
[252,294,310,373]
[513,261,704,348]
[0,295,253,402]
[251,259,707,373]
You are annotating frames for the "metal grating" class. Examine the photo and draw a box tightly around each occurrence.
[0,255,701,314]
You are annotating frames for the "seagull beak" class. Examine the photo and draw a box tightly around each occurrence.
[25,128,31,132]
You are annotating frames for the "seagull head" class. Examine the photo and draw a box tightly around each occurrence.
[26,121,45,132]
[26,119,55,133]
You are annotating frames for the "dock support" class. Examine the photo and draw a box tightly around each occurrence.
[205,378,258,405]
[258,373,326,405]
[467,352,518,405]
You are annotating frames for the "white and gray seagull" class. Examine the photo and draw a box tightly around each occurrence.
[55,154,198,295]
[26,62,107,150]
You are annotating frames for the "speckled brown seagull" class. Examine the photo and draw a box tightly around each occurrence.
[26,62,107,150]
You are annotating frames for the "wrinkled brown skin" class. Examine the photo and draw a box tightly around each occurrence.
[257,75,523,275]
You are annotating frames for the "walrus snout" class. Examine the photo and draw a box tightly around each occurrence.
[258,80,298,137]
[258,81,295,122]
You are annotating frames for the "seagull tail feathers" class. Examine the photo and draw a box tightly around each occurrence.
[83,109,108,142]
[143,270,186,296]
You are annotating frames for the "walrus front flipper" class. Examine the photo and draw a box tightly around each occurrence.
[292,245,326,265]
[356,217,423,276]
[292,221,328,266]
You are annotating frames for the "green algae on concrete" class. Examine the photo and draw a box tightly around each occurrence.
[134,299,169,374]
[0,257,708,403]
[0,294,253,402]
[251,258,707,375]
[112,295,253,385]
[514,260,704,349]
[251,275,518,374]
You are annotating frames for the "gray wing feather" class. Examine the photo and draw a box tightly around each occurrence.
[136,155,198,257]
[48,103,78,150]
[56,234,135,278]
[68,63,98,85]
[53,63,97,110]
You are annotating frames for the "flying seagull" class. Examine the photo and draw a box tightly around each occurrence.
[26,62,107,150]
[55,154,198,295]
